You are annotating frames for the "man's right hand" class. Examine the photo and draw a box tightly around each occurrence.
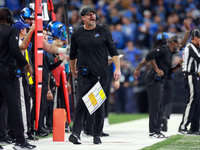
[25,63,33,78]
[155,68,164,77]
[71,69,77,78]
[183,19,191,31]
[30,22,35,32]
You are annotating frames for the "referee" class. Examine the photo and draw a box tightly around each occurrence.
[0,8,35,149]
[178,29,200,135]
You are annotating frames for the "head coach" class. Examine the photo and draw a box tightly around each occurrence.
[69,7,121,144]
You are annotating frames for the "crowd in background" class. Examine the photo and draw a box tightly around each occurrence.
[1,0,200,114]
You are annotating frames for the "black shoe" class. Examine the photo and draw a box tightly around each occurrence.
[68,134,81,144]
[47,127,53,133]
[93,136,102,144]
[13,142,36,150]
[161,118,168,132]
[36,128,49,137]
[187,130,200,135]
[0,145,3,149]
[0,135,15,144]
[178,129,187,135]
[101,132,109,137]
[26,132,39,141]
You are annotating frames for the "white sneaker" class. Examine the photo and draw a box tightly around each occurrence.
[149,133,168,139]
[178,129,187,135]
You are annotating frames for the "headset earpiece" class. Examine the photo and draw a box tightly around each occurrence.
[5,8,14,24]
[7,9,14,24]
[0,7,14,25]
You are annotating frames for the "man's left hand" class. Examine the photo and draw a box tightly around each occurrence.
[113,70,121,81]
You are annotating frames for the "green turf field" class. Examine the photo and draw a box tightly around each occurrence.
[141,134,200,150]
[109,113,200,150]
[108,113,149,124]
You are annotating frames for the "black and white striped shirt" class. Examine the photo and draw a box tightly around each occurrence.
[182,42,200,73]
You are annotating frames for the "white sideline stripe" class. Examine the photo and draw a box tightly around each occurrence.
[37,33,43,36]
[38,51,44,53]
[37,16,43,19]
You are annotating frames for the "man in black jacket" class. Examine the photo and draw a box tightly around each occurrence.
[69,7,121,144]
[145,35,181,138]
[0,7,35,149]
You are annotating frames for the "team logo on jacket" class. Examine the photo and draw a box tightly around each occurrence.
[16,36,18,40]
[157,49,160,51]
[94,33,99,37]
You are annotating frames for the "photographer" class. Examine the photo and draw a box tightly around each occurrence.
[0,7,35,149]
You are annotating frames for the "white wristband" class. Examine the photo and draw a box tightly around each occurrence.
[57,47,67,54]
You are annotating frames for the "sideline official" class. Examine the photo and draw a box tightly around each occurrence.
[69,7,121,144]
[178,29,200,135]
[145,35,180,138]
[0,7,35,149]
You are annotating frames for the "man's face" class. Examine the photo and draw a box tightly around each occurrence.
[25,18,34,26]
[173,42,180,53]
[197,37,200,48]
[43,30,47,41]
[83,12,96,26]
[21,28,27,38]
[191,36,200,48]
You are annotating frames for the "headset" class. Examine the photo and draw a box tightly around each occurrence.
[157,32,169,41]
[0,7,14,25]
[81,8,98,22]
[154,32,169,47]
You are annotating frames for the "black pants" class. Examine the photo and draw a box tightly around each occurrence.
[0,90,8,137]
[145,71,165,133]
[104,80,111,118]
[0,65,25,143]
[179,74,200,131]
[162,77,173,119]
[72,73,106,137]
[38,82,48,129]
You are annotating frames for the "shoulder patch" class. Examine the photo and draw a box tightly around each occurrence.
[16,36,18,40]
